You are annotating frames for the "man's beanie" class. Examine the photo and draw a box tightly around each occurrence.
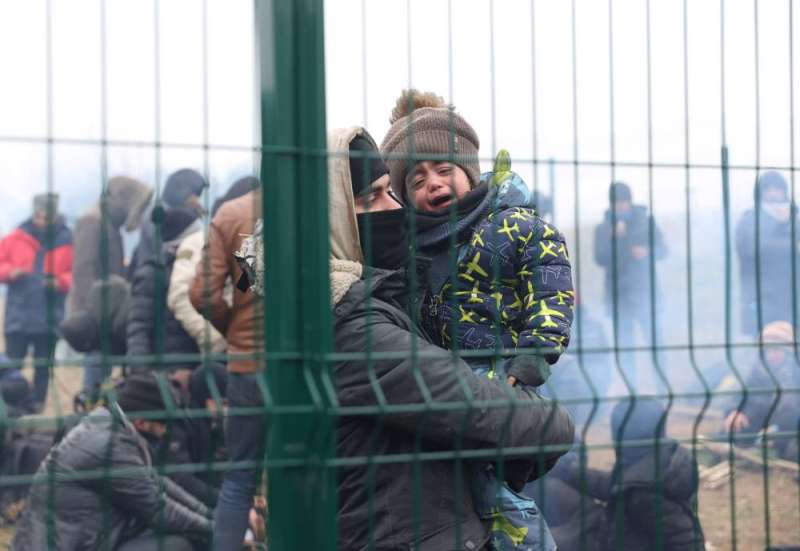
[33,192,59,215]
[349,134,389,197]
[380,89,481,202]
[610,398,666,443]
[761,320,795,344]
[115,373,171,414]
[162,168,208,208]
[608,181,632,204]
[755,170,788,200]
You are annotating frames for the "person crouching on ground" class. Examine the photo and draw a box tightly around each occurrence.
[11,373,212,551]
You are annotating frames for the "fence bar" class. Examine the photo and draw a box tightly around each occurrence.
[255,1,336,550]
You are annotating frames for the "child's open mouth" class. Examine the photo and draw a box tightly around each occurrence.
[430,193,454,209]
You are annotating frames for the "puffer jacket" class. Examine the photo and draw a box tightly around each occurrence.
[127,206,202,372]
[606,439,705,551]
[0,217,72,334]
[545,441,705,551]
[418,170,574,369]
[334,269,575,551]
[11,407,211,551]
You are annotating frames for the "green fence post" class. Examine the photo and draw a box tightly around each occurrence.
[255,0,335,550]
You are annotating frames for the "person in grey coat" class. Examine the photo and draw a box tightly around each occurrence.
[11,375,212,551]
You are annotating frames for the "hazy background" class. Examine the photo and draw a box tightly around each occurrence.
[1,0,798,394]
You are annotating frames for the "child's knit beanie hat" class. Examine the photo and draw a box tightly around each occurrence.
[380,89,480,203]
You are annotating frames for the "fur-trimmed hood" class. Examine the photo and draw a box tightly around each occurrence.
[328,127,372,304]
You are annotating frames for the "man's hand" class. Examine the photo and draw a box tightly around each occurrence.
[724,410,750,432]
[615,220,626,237]
[631,245,648,259]
[248,506,265,541]
[9,268,30,281]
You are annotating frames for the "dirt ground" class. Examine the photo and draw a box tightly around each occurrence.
[581,405,800,551]
[0,310,798,549]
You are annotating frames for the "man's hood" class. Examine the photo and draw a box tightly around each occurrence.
[106,176,154,231]
[489,169,535,211]
[328,127,369,304]
[157,205,202,245]
[328,126,370,265]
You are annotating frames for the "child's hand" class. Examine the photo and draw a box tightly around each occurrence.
[506,375,517,386]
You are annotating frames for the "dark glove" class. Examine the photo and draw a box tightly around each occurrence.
[507,354,551,387]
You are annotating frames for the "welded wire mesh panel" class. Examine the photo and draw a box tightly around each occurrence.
[1,0,799,550]
[320,1,800,550]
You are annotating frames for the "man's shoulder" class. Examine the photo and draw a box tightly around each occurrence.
[214,192,259,222]
[0,226,32,246]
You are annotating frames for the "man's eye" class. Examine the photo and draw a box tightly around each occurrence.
[413,179,425,190]
[439,166,452,175]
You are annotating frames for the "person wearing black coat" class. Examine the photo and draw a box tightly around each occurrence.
[545,399,705,551]
[127,205,202,375]
[128,169,207,280]
[735,171,800,336]
[594,182,667,389]
[116,373,222,508]
[326,127,575,551]
[11,380,212,551]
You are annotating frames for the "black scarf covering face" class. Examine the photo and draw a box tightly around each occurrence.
[414,182,493,250]
[356,208,409,271]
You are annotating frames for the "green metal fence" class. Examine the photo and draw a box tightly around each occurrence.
[0,0,799,550]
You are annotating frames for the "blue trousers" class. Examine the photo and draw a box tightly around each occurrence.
[212,372,266,550]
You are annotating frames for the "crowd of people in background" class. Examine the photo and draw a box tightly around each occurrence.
[0,88,795,550]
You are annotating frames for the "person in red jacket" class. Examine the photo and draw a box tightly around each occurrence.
[0,193,73,412]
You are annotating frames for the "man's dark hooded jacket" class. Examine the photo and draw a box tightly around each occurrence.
[735,172,800,335]
[328,124,574,551]
[127,206,202,372]
[129,169,207,279]
[11,407,211,551]
[546,401,704,551]
[593,203,667,309]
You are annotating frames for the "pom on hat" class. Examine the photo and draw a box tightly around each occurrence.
[390,89,449,124]
[381,89,480,202]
